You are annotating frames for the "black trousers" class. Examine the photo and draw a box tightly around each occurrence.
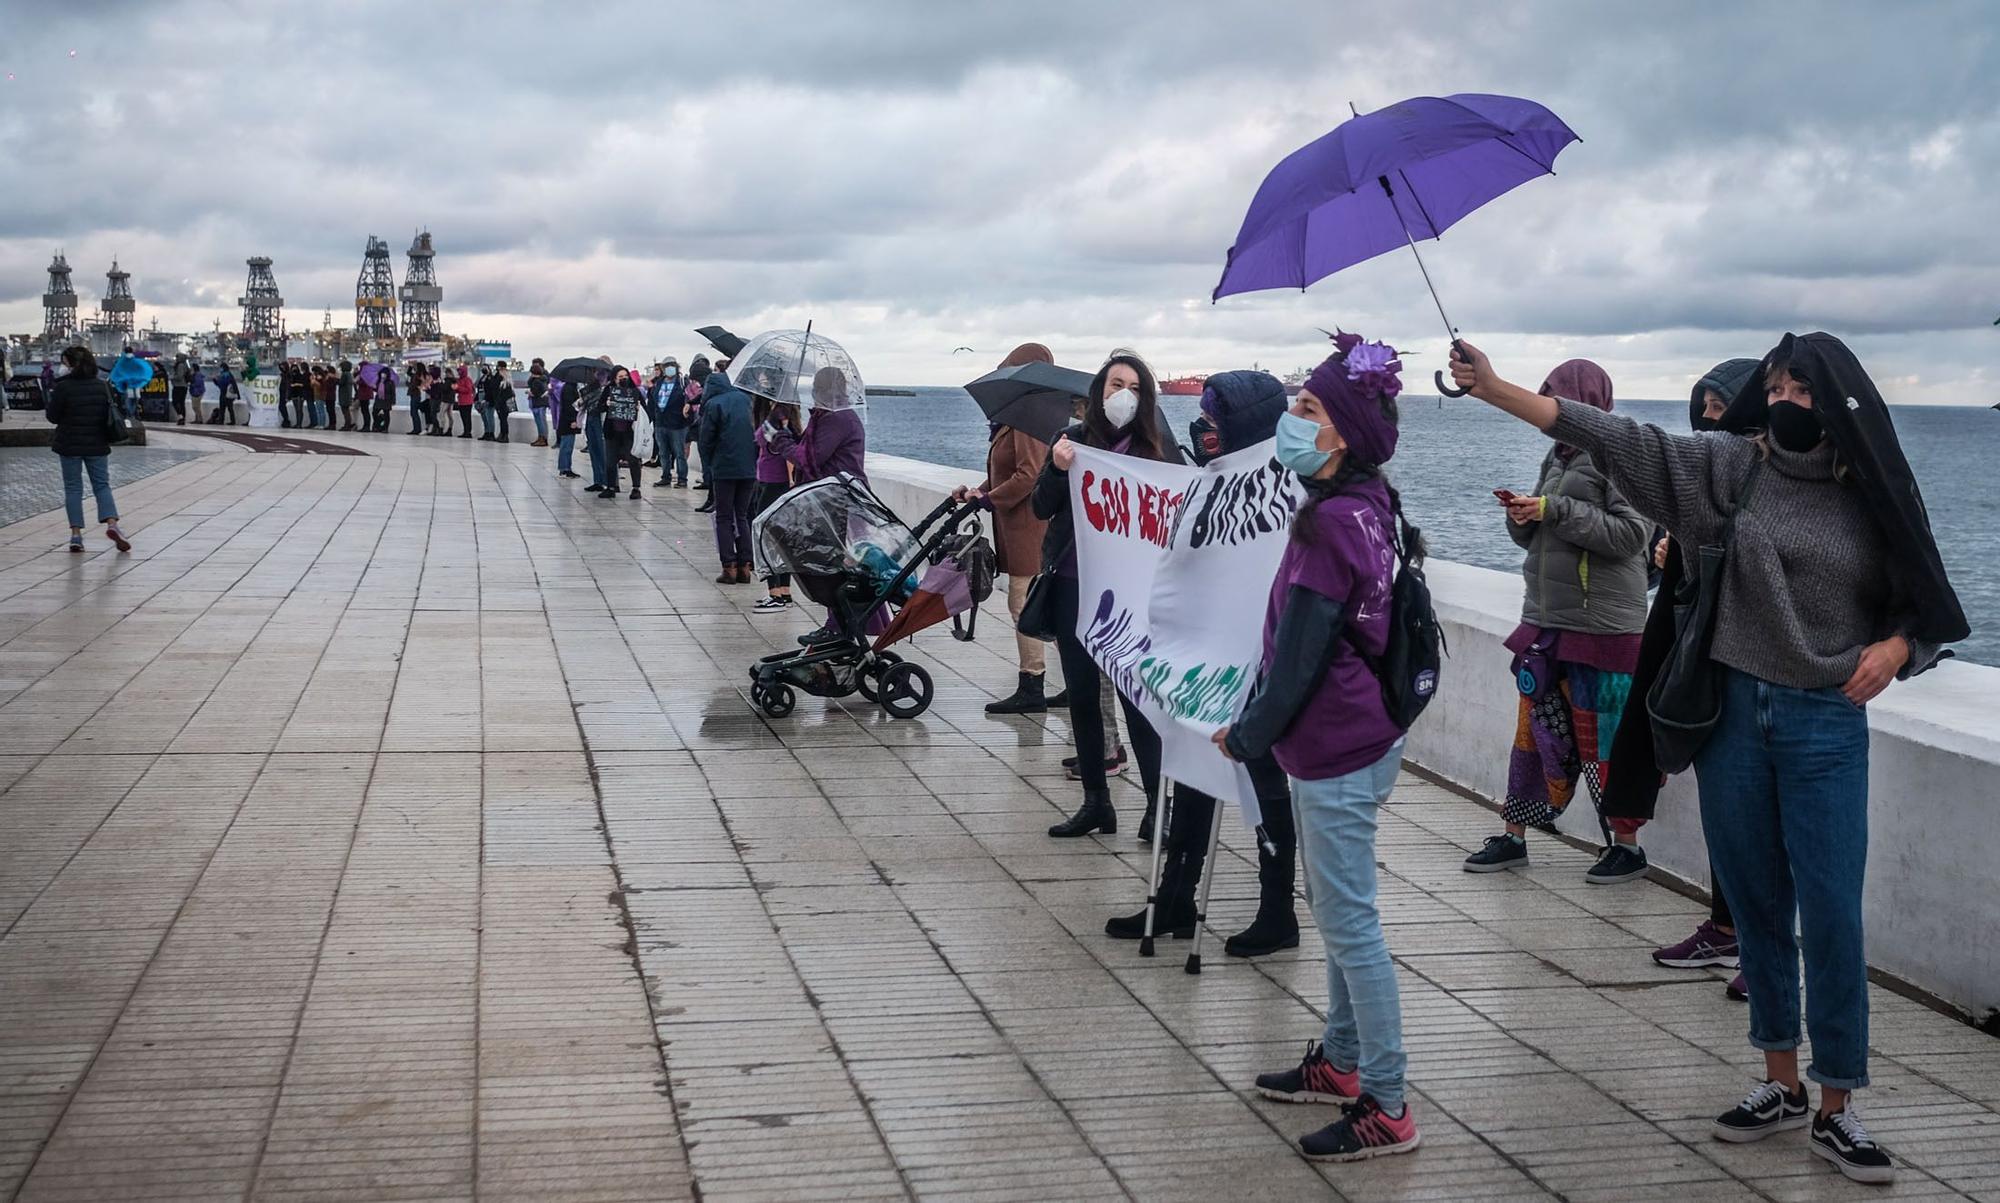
[754,481,793,586]
[170,385,186,420]
[456,406,473,435]
[1051,574,1161,801]
[605,426,641,489]
[1162,754,1296,855]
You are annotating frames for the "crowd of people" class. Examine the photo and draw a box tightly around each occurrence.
[38,325,1963,1184]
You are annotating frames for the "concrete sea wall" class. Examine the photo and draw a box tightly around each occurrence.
[866,451,2000,1019]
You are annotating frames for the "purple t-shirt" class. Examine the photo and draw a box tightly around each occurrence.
[1261,479,1402,781]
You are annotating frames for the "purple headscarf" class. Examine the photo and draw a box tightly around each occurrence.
[1538,358,1612,459]
[1302,331,1402,466]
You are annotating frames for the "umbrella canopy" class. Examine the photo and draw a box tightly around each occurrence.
[1213,94,1578,299]
[548,356,610,389]
[356,362,383,389]
[729,329,864,412]
[107,355,154,391]
[694,325,747,358]
[963,361,1094,444]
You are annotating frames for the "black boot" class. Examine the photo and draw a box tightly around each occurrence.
[1045,687,1070,709]
[1105,851,1200,939]
[984,672,1048,715]
[1225,843,1300,957]
[1137,790,1159,844]
[1048,787,1115,838]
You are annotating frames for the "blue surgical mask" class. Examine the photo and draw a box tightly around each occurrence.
[1275,410,1333,477]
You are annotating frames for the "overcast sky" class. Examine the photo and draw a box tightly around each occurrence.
[4,0,1996,403]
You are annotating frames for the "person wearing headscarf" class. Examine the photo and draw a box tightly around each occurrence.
[953,343,1058,714]
[1449,334,1964,1185]
[1626,358,1759,1000]
[1218,334,1421,1162]
[765,364,867,483]
[1100,369,1302,958]
[1462,360,1652,882]
[1032,350,1180,838]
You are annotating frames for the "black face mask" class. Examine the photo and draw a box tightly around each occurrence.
[1189,416,1222,465]
[1766,400,1825,453]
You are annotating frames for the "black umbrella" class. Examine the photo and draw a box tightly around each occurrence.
[963,360,1095,444]
[549,356,609,389]
[694,325,747,359]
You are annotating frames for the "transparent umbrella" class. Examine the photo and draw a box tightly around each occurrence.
[728,328,865,415]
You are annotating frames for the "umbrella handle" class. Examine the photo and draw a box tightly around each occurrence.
[1435,339,1473,398]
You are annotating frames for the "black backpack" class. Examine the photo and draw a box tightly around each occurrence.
[1345,513,1445,729]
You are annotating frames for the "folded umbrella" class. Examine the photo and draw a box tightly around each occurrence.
[695,325,747,359]
[1214,93,1578,396]
[872,560,974,651]
[963,360,1094,444]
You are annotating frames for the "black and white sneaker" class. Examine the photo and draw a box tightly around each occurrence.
[1585,843,1649,884]
[1712,1080,1810,1143]
[753,595,791,612]
[1463,834,1528,873]
[1810,1107,1894,1184]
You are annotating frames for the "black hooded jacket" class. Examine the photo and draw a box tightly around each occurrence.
[1195,370,1288,464]
[1718,333,1967,647]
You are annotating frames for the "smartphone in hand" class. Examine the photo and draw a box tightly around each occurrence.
[1492,489,1518,503]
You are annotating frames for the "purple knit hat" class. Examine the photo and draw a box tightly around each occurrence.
[1302,331,1402,465]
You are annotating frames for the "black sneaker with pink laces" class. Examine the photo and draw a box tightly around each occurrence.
[1255,1041,1359,1105]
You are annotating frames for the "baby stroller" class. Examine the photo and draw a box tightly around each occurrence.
[749,473,993,719]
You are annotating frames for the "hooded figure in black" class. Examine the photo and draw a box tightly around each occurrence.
[1717,333,1966,648]
[1104,368,1302,957]
[1603,357,1758,822]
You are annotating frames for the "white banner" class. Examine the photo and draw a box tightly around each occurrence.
[247,377,283,428]
[1069,439,1304,826]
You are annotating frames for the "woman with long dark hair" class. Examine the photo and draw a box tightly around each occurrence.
[1220,334,1419,1162]
[1448,335,1965,1185]
[1030,350,1177,838]
[45,347,133,553]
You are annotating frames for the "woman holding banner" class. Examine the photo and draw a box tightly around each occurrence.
[1219,335,1420,1162]
[1032,351,1179,838]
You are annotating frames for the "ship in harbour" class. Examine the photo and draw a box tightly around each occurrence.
[1159,366,1313,398]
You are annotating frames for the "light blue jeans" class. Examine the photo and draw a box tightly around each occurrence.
[1695,667,1870,1089]
[1293,739,1407,1110]
[532,406,548,440]
[61,455,118,529]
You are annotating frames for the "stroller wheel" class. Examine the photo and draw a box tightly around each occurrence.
[877,661,933,719]
[855,650,902,702]
[758,683,797,718]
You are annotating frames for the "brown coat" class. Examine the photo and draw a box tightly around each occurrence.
[981,426,1050,576]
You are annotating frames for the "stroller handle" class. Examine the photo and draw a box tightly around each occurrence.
[908,494,980,543]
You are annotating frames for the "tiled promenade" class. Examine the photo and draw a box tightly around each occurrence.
[2,429,1997,1201]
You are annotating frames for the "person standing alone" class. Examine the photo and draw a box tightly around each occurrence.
[45,347,134,554]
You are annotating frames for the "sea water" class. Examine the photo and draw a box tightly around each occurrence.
[863,387,2000,668]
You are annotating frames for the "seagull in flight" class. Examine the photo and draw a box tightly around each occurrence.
[950,346,977,354]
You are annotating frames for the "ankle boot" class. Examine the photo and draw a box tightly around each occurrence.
[1137,790,1160,844]
[1048,787,1115,838]
[1105,851,1199,939]
[984,672,1048,715]
[1225,843,1300,957]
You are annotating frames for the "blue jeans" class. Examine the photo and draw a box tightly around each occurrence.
[307,399,325,427]
[658,428,689,482]
[557,432,576,474]
[1695,667,1870,1089]
[480,405,497,437]
[585,412,607,487]
[61,455,118,529]
[1293,739,1407,1110]
[532,406,548,440]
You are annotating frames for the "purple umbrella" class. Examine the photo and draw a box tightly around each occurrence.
[1214,93,1579,395]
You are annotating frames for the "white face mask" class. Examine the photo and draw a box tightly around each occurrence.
[1102,387,1138,429]
[664,368,677,378]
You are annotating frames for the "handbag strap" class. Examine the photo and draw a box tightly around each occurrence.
[1720,457,1765,538]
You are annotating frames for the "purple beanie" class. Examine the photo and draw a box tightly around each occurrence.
[1302,333,1402,465]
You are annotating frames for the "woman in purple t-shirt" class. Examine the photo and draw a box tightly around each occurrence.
[1215,335,1419,1165]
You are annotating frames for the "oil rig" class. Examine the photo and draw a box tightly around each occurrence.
[238,256,285,344]
[97,260,136,337]
[355,236,398,339]
[398,231,441,340]
[40,252,78,352]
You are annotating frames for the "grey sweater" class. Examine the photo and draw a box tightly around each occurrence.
[1506,446,1651,635]
[1548,399,1940,690]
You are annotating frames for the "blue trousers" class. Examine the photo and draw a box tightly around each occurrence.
[480,404,497,437]
[61,455,118,529]
[585,412,607,487]
[557,433,576,474]
[1695,667,1871,1089]
[657,428,690,482]
[532,406,548,440]
[1293,740,1407,1110]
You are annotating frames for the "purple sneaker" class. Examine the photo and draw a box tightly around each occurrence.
[1653,920,1740,969]
[1726,972,1748,1001]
